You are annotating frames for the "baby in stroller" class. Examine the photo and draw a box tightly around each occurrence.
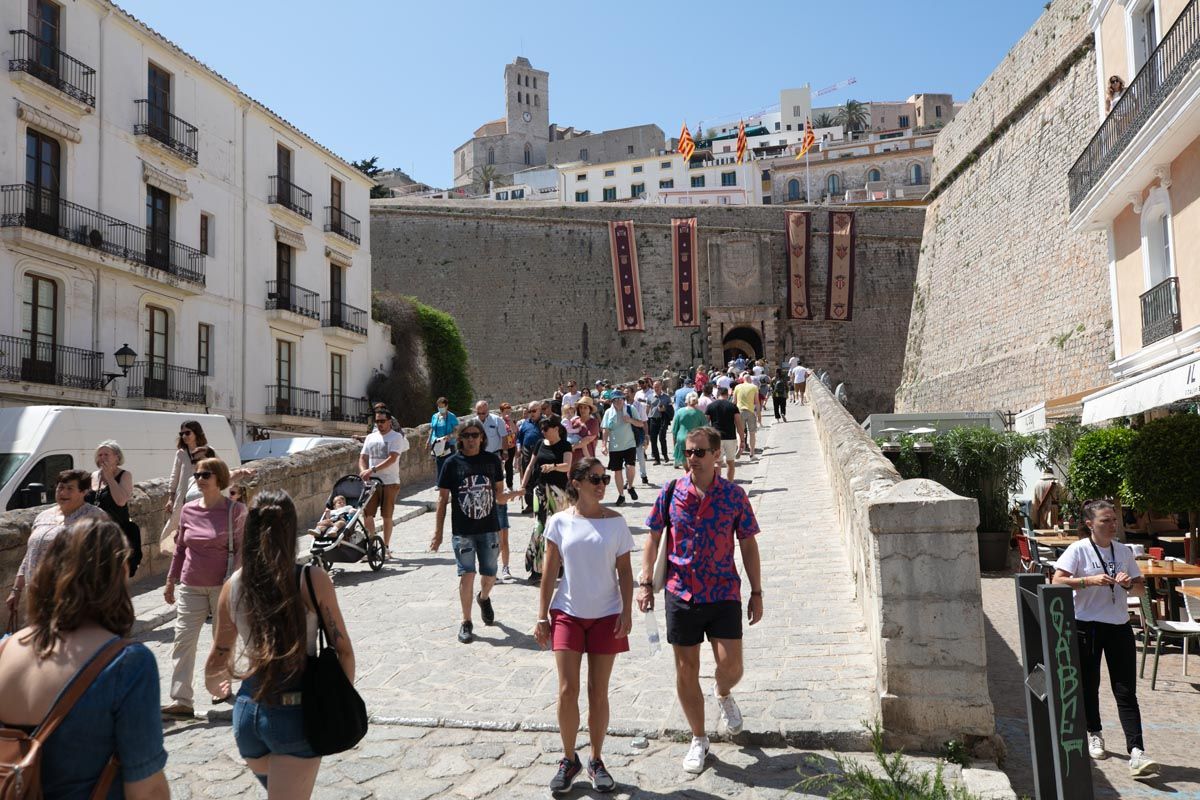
[310,495,354,540]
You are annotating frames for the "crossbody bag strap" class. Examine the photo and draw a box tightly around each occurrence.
[664,479,678,553]
[303,564,328,651]
[34,637,131,743]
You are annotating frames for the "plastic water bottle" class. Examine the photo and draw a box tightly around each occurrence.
[644,609,661,656]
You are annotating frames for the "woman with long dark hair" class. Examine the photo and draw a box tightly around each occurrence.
[205,490,355,799]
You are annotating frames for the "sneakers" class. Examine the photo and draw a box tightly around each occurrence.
[500,565,513,582]
[682,736,710,774]
[588,758,615,792]
[640,475,650,486]
[1088,732,1106,759]
[713,687,744,735]
[615,495,626,506]
[476,592,495,625]
[550,754,582,794]
[628,486,638,501]
[457,620,473,643]
[1129,748,1158,779]
[160,702,194,720]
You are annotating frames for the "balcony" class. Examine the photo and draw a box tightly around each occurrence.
[1140,276,1182,347]
[321,300,368,340]
[0,184,206,286]
[133,100,198,165]
[269,176,312,220]
[266,385,321,418]
[265,280,321,328]
[0,334,104,391]
[125,361,206,405]
[322,393,369,425]
[324,206,360,244]
[8,30,96,108]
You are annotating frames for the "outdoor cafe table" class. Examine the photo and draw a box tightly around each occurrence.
[1140,561,1200,620]
[1032,533,1080,549]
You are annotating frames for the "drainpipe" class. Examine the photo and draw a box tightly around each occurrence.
[94,8,112,379]
[237,101,249,442]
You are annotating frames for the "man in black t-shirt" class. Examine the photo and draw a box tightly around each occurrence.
[705,387,745,481]
[431,418,521,643]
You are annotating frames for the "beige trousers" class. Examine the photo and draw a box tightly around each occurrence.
[169,583,223,705]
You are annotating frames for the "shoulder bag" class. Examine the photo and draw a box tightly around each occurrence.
[0,637,130,799]
[301,565,368,755]
[651,480,679,593]
[224,500,237,582]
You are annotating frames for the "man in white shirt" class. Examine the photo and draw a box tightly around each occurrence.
[359,409,410,555]
[789,363,808,405]
[469,400,508,455]
[562,380,583,408]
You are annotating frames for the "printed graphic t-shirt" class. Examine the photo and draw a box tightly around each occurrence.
[437,451,504,536]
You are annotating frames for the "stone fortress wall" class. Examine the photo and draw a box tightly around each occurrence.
[895,0,1112,413]
[369,201,924,419]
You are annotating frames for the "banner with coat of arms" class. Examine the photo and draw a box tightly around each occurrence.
[784,211,811,320]
[608,220,645,332]
[825,210,856,322]
[671,217,698,327]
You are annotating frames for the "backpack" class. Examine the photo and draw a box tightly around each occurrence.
[0,637,129,799]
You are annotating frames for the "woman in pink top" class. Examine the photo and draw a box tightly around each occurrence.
[161,456,246,719]
[570,396,601,460]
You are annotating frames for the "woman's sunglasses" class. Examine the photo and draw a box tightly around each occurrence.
[194,470,214,480]
[179,430,194,437]
[582,473,611,486]
[460,432,482,439]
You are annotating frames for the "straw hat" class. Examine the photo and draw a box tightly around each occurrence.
[576,395,597,410]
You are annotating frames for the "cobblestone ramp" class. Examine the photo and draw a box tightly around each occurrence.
[136,407,877,746]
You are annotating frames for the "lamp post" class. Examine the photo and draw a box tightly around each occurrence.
[877,427,904,467]
[910,426,936,479]
[101,343,137,388]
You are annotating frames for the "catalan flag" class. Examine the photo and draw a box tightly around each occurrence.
[796,117,816,160]
[678,122,695,161]
[736,119,747,164]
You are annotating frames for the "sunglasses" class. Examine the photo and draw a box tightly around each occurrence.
[582,473,611,486]
[460,432,482,439]
[179,430,194,437]
[375,418,391,424]
[194,470,214,480]
[684,448,711,458]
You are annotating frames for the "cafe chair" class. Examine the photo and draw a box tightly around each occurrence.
[1016,534,1054,576]
[1181,578,1200,678]
[1139,587,1200,689]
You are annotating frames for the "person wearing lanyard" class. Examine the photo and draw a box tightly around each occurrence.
[1052,499,1158,779]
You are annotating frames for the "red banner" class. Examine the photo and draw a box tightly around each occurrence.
[608,220,645,331]
[825,210,856,321]
[784,211,811,320]
[671,217,698,327]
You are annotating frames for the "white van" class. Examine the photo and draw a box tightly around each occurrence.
[239,436,353,463]
[0,406,241,511]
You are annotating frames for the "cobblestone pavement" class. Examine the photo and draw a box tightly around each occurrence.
[982,572,1200,798]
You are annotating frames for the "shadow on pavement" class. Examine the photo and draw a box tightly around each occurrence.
[136,626,176,645]
[708,747,836,796]
[475,620,541,651]
[747,488,788,498]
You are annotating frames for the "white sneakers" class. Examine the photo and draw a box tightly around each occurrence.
[1088,732,1106,759]
[713,687,743,735]
[682,737,710,774]
[1129,747,1158,779]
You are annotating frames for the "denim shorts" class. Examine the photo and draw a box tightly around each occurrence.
[232,689,318,760]
[453,532,500,577]
[495,503,510,530]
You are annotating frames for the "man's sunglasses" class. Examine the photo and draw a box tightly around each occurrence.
[460,432,482,439]
[374,418,391,424]
[194,470,214,480]
[582,473,611,485]
[684,448,711,458]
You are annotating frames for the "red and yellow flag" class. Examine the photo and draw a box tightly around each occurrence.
[736,119,747,164]
[796,117,816,160]
[678,122,695,161]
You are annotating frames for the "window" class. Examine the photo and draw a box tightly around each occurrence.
[935,105,943,118]
[761,170,771,181]
[774,122,780,131]
[517,90,522,103]
[574,190,589,202]
[25,129,61,232]
[722,145,731,153]
[330,352,344,399]
[909,163,924,184]
[496,191,509,200]
[329,263,344,308]
[786,124,792,131]
[603,187,617,201]
[627,145,634,154]
[459,152,466,174]
[276,340,293,394]
[534,94,539,107]
[28,1,60,80]
[827,174,841,195]
[512,188,524,199]
[721,171,736,186]
[524,75,529,87]
[691,175,705,188]
[524,142,531,165]
[145,186,171,269]
[867,168,882,182]
[199,213,211,255]
[793,105,803,117]
[899,115,910,127]
[330,176,343,216]
[533,77,537,89]
[147,305,169,382]
[659,179,674,189]
[778,139,787,146]
[487,147,495,165]
[603,169,615,177]
[660,161,671,169]
[787,179,800,201]
[1141,187,1175,289]
[1133,0,1158,70]
[763,197,772,205]
[147,63,171,136]
[276,241,292,294]
[22,273,57,357]
[579,148,588,160]
[630,183,645,197]
[632,165,643,173]
[197,323,211,376]
[526,93,530,106]
[576,173,587,181]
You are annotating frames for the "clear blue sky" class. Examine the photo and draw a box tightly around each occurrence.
[117,0,1048,188]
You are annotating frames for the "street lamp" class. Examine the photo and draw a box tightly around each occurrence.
[877,427,904,466]
[101,343,137,388]
[910,426,936,479]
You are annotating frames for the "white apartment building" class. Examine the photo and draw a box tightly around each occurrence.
[558,155,761,206]
[1,0,391,442]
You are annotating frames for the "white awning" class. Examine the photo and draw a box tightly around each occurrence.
[1081,351,1200,424]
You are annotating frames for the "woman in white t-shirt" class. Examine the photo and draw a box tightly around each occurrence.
[1052,500,1156,779]
[533,457,634,794]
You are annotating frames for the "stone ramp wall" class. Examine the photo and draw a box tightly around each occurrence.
[808,379,995,751]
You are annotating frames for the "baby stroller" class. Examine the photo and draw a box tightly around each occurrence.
[309,475,386,572]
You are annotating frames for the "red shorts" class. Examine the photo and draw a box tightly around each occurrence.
[550,610,630,655]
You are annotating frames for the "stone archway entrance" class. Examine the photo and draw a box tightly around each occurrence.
[722,326,763,364]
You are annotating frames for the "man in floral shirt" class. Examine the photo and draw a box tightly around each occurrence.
[637,427,763,775]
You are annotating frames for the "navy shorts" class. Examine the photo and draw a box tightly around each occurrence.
[665,592,743,646]
[233,689,317,760]
[453,532,500,577]
[496,503,510,530]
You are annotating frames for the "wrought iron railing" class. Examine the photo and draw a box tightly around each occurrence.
[1068,0,1200,209]
[125,361,206,404]
[266,385,321,418]
[1140,276,1182,347]
[8,29,96,107]
[324,206,360,243]
[322,393,369,423]
[0,184,207,284]
[265,280,320,319]
[269,176,312,219]
[133,100,198,165]
[0,333,104,390]
[321,301,367,335]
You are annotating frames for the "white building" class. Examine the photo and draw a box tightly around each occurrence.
[558,154,761,206]
[493,165,559,202]
[1,0,392,442]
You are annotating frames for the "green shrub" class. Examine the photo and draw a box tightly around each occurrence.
[407,296,473,415]
[1069,426,1137,506]
[1125,413,1200,513]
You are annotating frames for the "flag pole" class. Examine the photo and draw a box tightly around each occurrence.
[805,150,811,204]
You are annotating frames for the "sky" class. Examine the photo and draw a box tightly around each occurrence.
[116,0,1049,188]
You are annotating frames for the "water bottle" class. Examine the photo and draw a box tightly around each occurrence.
[644,609,661,656]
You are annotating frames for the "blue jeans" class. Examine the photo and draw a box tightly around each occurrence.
[452,532,499,577]
[233,686,318,760]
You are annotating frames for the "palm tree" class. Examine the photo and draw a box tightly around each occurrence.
[835,100,869,133]
[472,164,499,196]
[812,112,837,129]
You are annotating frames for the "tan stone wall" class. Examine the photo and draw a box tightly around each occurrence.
[1114,206,1143,356]
[808,379,994,749]
[896,0,1113,413]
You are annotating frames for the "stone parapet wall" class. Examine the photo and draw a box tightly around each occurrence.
[808,379,994,749]
[0,426,436,592]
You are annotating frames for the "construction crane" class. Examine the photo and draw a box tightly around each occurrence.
[814,77,857,97]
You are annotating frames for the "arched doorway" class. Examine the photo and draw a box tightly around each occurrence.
[722,326,763,364]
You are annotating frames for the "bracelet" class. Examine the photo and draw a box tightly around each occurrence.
[638,581,653,588]
[751,590,763,596]
[537,619,549,624]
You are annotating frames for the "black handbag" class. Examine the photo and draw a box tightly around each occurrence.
[301,565,368,755]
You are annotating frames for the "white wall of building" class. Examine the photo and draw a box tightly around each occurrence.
[558,155,759,205]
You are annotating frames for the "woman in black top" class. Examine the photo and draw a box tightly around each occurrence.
[523,416,574,493]
[89,440,143,576]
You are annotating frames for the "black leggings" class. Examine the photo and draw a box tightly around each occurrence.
[501,448,515,490]
[772,395,787,419]
[1078,620,1144,753]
